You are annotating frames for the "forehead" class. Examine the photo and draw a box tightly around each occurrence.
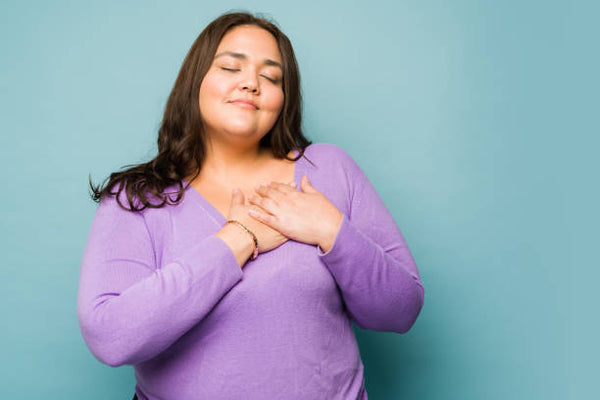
[215,25,282,63]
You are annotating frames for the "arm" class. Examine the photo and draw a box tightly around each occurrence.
[317,150,425,333]
[77,194,244,367]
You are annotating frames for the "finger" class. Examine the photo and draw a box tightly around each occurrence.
[300,175,317,193]
[248,206,277,226]
[248,192,280,215]
[267,181,297,193]
[230,188,245,205]
[254,184,286,202]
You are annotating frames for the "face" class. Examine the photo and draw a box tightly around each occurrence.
[198,25,284,145]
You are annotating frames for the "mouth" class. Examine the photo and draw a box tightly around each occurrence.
[228,100,259,110]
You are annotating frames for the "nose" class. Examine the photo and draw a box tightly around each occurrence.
[238,70,259,94]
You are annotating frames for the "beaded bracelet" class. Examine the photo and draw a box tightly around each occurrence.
[226,220,259,260]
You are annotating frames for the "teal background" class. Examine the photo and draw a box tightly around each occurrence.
[1,0,596,398]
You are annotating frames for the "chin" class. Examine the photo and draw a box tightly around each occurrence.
[223,121,266,135]
[223,125,257,135]
[220,128,264,142]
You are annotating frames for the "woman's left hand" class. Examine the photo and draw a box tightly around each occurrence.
[247,175,343,253]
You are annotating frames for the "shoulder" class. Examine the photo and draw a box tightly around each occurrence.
[304,142,350,158]
[302,142,362,175]
[96,187,148,225]
[298,143,366,210]
[98,180,184,210]
[94,183,183,248]
[96,181,180,223]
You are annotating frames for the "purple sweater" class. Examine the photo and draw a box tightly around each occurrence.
[77,143,424,400]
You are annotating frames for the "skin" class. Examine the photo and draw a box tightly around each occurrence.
[196,25,343,267]
[198,26,284,154]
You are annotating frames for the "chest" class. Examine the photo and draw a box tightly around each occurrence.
[192,162,296,220]
[154,207,343,313]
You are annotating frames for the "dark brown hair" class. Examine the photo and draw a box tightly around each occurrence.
[89,11,311,211]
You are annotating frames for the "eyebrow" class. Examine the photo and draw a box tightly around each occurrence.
[214,51,282,69]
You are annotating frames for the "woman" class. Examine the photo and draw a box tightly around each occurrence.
[77,11,424,400]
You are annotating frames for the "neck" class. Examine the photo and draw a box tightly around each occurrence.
[199,136,271,179]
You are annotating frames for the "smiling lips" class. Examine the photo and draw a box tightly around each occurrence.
[229,99,259,110]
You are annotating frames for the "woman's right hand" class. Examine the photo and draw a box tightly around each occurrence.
[225,188,288,254]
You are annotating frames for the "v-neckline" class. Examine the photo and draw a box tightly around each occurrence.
[182,148,305,226]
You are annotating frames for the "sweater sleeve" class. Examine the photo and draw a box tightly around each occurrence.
[76,193,243,367]
[316,151,425,333]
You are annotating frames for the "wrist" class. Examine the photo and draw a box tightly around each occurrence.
[226,220,259,260]
[216,223,255,267]
[317,211,343,253]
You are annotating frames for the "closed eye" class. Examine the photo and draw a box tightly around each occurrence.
[261,75,279,84]
[221,67,279,84]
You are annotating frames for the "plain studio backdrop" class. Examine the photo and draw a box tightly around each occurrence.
[0,0,597,399]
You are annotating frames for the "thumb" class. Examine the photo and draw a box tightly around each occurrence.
[300,175,317,193]
[230,188,245,206]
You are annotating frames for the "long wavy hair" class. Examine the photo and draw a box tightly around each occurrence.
[89,11,311,211]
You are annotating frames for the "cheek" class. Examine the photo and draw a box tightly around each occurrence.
[265,90,285,114]
[199,74,228,106]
